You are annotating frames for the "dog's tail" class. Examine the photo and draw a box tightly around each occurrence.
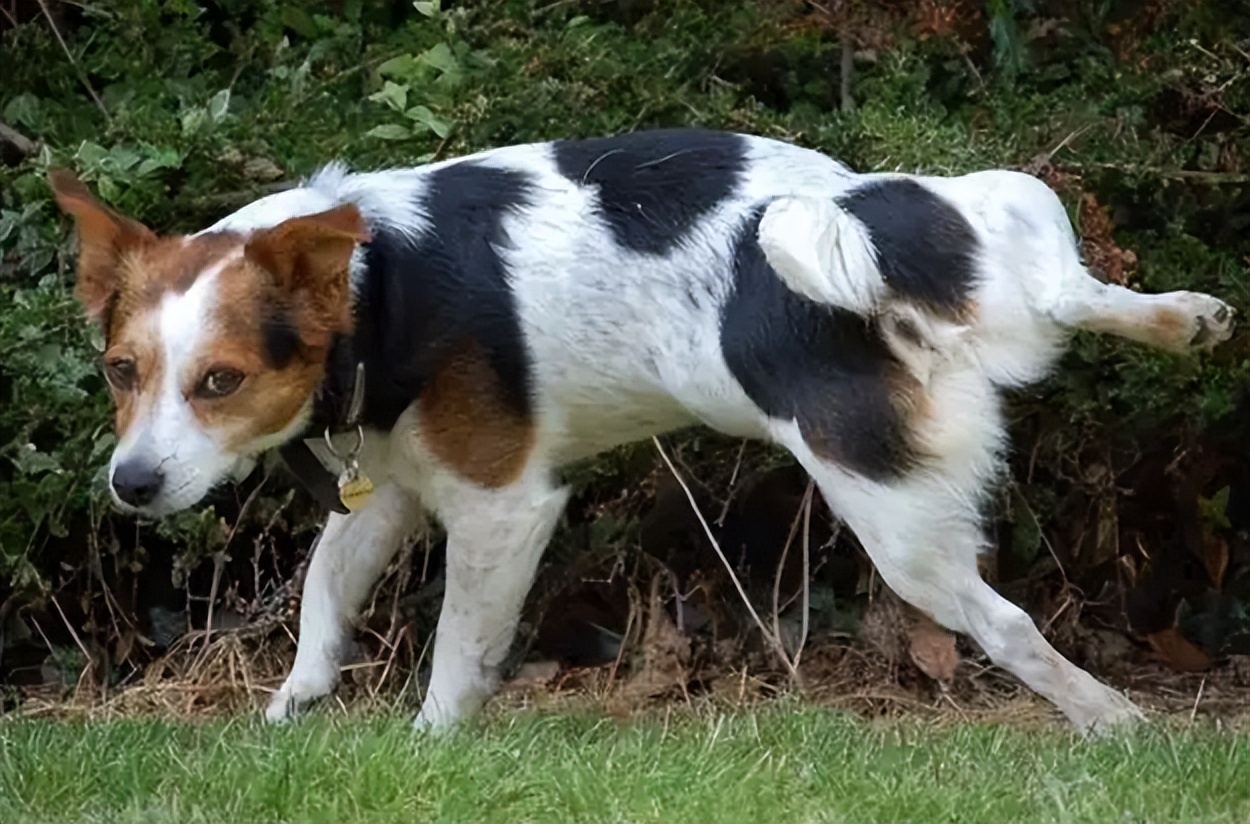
[756,193,972,382]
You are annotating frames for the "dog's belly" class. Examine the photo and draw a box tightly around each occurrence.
[531,325,771,465]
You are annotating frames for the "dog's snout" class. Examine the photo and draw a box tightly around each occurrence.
[111,460,164,507]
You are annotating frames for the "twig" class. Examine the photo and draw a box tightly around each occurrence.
[771,480,814,669]
[715,439,748,527]
[652,436,800,684]
[1066,161,1250,185]
[193,467,272,668]
[36,0,110,124]
[0,120,38,162]
[797,482,813,668]
[839,37,854,112]
[191,180,300,213]
[1189,675,1206,724]
[48,594,96,694]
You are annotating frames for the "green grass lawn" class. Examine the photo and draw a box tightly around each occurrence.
[0,705,1244,823]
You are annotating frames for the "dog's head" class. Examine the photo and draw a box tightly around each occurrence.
[50,171,369,516]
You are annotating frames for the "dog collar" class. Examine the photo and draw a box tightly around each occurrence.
[278,342,369,515]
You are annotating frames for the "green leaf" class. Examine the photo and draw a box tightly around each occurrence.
[365,123,412,141]
[279,6,319,38]
[32,343,62,373]
[404,105,451,138]
[3,93,42,129]
[207,88,231,123]
[367,80,409,113]
[73,141,110,171]
[377,54,419,80]
[12,444,61,476]
[181,106,208,136]
[419,42,459,75]
[413,1,439,18]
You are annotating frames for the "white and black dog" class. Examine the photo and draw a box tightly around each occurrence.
[51,128,1234,733]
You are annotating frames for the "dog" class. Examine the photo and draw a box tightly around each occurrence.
[50,128,1235,733]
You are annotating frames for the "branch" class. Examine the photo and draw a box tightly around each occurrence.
[189,180,300,213]
[37,0,110,124]
[0,120,38,165]
[1067,161,1250,185]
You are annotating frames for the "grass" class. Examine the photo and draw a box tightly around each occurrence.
[0,705,1245,823]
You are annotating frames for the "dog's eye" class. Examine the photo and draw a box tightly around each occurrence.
[103,358,137,392]
[197,368,245,399]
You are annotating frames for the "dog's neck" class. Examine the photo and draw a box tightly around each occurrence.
[313,332,366,432]
[277,326,369,515]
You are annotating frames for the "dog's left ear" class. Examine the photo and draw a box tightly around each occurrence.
[245,204,370,348]
[48,169,157,326]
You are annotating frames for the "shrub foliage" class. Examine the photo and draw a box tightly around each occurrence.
[1,0,1247,699]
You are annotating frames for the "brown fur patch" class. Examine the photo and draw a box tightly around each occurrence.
[887,365,938,463]
[107,234,243,340]
[1146,305,1194,350]
[418,340,536,487]
[244,205,369,348]
[102,312,162,438]
[49,169,157,324]
[187,255,333,452]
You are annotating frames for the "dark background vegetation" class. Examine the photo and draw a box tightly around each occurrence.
[1,0,1247,714]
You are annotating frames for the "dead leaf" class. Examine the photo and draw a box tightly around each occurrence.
[623,573,691,700]
[502,660,561,692]
[908,610,959,682]
[1078,192,1138,286]
[1146,627,1211,672]
[1202,536,1229,590]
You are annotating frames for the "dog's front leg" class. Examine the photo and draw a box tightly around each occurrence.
[414,471,570,730]
[266,481,422,722]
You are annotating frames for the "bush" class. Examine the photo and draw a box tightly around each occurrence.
[1,0,1247,697]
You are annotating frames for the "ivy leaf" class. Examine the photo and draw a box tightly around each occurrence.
[365,123,412,140]
[405,105,451,138]
[377,54,419,81]
[367,80,409,113]
[207,88,231,123]
[419,42,458,75]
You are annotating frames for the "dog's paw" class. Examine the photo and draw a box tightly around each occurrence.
[412,697,461,733]
[264,674,336,723]
[1174,291,1235,351]
[1076,689,1147,737]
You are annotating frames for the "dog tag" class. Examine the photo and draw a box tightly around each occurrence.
[337,461,374,511]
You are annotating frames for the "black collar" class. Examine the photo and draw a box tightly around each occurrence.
[277,335,366,515]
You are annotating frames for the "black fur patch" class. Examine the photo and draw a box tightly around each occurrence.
[836,178,979,313]
[260,312,301,369]
[332,161,536,432]
[551,129,746,255]
[720,210,914,480]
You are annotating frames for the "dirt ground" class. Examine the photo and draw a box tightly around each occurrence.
[10,626,1247,733]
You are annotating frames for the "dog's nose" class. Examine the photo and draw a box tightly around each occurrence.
[111,460,164,507]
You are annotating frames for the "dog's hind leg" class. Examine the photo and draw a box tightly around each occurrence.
[775,423,1144,734]
[266,481,423,722]
[414,465,571,730]
[1048,276,1235,353]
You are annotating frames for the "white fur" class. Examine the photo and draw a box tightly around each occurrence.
[112,133,1236,734]
[110,260,236,515]
[757,196,881,313]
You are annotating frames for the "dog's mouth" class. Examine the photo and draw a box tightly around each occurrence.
[108,454,260,518]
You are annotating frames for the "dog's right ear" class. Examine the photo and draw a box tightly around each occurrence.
[48,169,156,326]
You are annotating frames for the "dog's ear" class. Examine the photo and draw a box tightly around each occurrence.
[48,169,157,326]
[244,204,370,348]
